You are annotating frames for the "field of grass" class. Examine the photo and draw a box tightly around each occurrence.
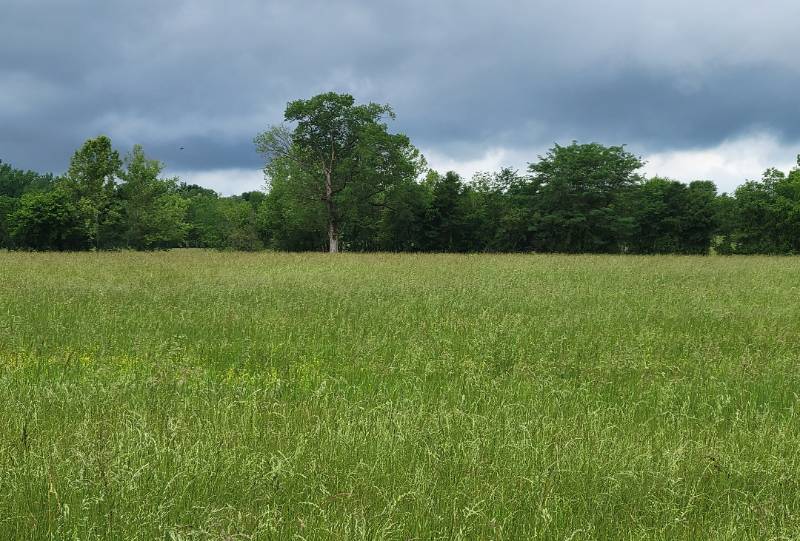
[1,250,799,539]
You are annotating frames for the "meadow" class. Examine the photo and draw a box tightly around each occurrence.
[1,250,799,540]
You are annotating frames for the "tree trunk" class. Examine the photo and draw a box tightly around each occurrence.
[328,221,339,253]
[324,170,339,253]
[95,209,100,251]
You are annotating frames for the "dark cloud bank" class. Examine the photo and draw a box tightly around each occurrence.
[2,0,799,193]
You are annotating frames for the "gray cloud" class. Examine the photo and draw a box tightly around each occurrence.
[2,0,799,192]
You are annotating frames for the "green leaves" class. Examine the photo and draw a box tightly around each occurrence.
[256,92,423,252]
[525,142,644,253]
[66,135,121,200]
[3,103,800,255]
[9,184,90,250]
[63,135,123,249]
[118,145,188,250]
[730,164,800,254]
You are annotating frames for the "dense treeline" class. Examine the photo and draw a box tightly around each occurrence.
[2,93,799,254]
[0,138,265,252]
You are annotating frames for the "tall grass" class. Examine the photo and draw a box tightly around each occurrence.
[1,250,799,539]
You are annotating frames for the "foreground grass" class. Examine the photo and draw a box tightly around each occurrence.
[1,251,799,539]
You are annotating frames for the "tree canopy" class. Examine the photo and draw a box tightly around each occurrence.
[255,92,424,252]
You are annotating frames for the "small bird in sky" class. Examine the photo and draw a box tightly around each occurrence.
[179,147,185,150]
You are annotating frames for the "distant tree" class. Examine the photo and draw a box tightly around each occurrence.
[731,164,800,254]
[378,179,431,251]
[65,136,122,249]
[426,171,468,251]
[9,184,90,250]
[499,171,542,252]
[0,160,56,198]
[627,178,717,254]
[468,167,520,251]
[177,184,266,251]
[118,145,188,249]
[680,181,718,254]
[0,195,16,248]
[712,192,738,254]
[527,142,643,253]
[240,191,266,209]
[257,159,327,251]
[217,197,264,251]
[731,174,779,254]
[627,177,684,253]
[0,160,61,249]
[177,183,218,199]
[182,189,223,248]
[255,92,424,252]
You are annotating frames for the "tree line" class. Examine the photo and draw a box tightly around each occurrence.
[0,139,265,251]
[2,92,799,254]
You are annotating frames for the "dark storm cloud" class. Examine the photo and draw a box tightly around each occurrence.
[2,0,799,187]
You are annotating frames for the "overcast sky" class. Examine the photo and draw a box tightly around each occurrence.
[2,0,799,195]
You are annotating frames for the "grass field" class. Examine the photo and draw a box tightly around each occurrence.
[1,251,800,539]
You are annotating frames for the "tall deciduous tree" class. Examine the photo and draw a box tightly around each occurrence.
[732,161,800,254]
[118,145,188,249]
[66,136,121,249]
[527,142,643,253]
[427,171,468,252]
[255,92,424,252]
[627,177,717,254]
